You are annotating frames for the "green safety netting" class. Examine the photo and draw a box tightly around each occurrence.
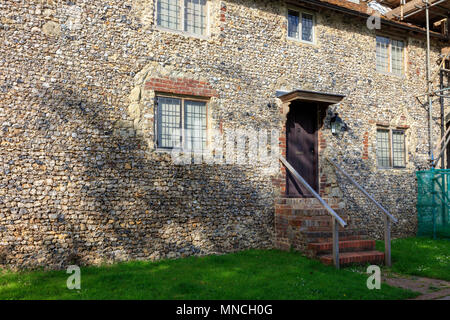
[416,169,450,239]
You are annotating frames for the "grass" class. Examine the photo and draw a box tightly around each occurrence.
[376,237,450,281]
[0,249,417,300]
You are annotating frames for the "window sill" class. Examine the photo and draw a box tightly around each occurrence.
[286,36,316,46]
[376,70,406,79]
[154,148,209,155]
[377,166,409,171]
[154,25,210,41]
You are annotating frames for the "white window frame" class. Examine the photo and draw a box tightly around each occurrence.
[154,0,210,38]
[376,35,406,76]
[286,7,316,44]
[155,94,209,152]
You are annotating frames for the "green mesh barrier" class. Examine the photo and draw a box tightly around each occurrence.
[416,169,450,239]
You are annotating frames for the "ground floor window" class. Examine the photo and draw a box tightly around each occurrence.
[156,95,207,152]
[376,128,406,168]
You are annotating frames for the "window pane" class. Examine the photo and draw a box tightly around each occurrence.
[392,130,405,167]
[184,100,207,151]
[376,36,390,73]
[184,0,207,35]
[301,13,313,42]
[157,97,181,149]
[157,0,181,30]
[377,129,390,167]
[288,10,299,39]
[391,39,404,76]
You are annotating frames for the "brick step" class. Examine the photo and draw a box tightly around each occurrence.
[303,230,368,243]
[304,226,340,232]
[276,198,341,209]
[297,216,350,223]
[300,220,353,232]
[308,240,376,255]
[320,250,385,266]
[291,209,346,217]
[276,207,346,217]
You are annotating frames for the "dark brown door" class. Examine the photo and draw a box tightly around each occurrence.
[286,102,318,197]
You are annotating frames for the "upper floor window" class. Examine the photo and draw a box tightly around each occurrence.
[376,128,406,168]
[287,9,314,43]
[156,0,207,36]
[376,36,405,76]
[156,95,207,152]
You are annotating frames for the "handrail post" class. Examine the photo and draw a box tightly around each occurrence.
[326,157,397,268]
[332,217,340,269]
[384,215,391,267]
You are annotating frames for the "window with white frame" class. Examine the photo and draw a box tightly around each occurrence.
[156,0,208,36]
[156,96,207,151]
[376,128,406,168]
[287,9,314,43]
[376,36,405,76]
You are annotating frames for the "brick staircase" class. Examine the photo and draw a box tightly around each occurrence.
[275,197,385,267]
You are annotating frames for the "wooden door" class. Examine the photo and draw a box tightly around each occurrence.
[286,102,318,197]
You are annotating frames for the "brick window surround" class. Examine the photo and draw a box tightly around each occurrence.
[145,77,218,98]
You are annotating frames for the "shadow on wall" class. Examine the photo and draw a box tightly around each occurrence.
[0,84,274,270]
[334,166,417,240]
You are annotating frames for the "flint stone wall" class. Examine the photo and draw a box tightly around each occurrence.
[0,0,447,268]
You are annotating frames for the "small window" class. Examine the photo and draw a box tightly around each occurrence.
[287,10,299,39]
[376,129,390,168]
[376,36,405,76]
[376,128,406,168]
[156,0,207,36]
[391,39,404,76]
[301,13,314,42]
[156,96,207,151]
[288,9,314,43]
[392,130,406,167]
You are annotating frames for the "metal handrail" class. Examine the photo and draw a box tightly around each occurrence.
[326,158,398,223]
[280,156,346,269]
[326,157,397,266]
[280,156,347,228]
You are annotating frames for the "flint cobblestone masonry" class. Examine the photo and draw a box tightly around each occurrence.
[0,0,447,268]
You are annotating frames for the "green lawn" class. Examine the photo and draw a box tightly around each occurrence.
[0,249,416,300]
[376,237,450,281]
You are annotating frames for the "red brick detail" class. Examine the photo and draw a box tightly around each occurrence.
[318,130,326,152]
[145,77,218,97]
[362,131,369,160]
[220,5,226,22]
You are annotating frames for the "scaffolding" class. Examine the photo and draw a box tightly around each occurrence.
[383,0,450,238]
[385,0,450,168]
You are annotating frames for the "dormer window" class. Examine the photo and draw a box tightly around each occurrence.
[287,9,315,43]
[156,0,208,36]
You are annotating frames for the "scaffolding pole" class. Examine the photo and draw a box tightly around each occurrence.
[426,0,434,167]
[441,69,445,168]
